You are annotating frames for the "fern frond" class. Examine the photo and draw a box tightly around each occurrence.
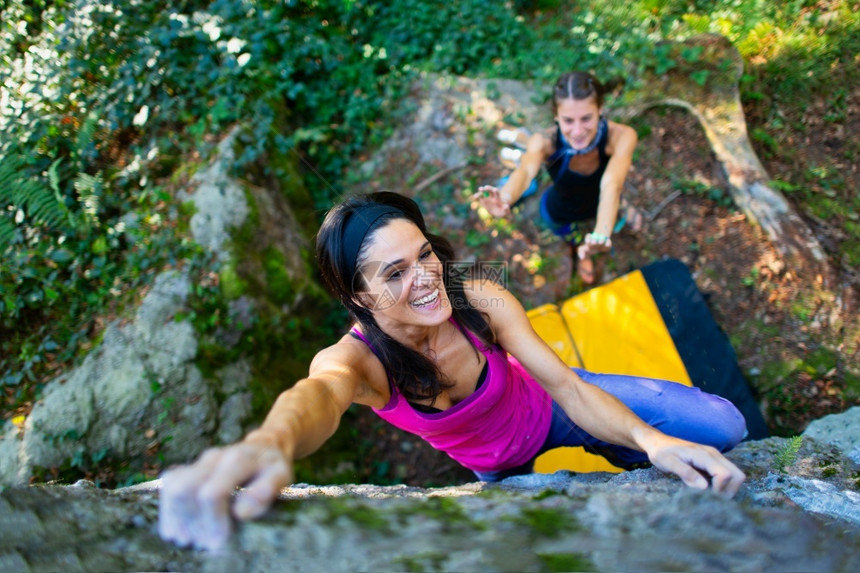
[76,111,99,156]
[30,193,67,228]
[774,435,803,474]
[0,214,18,252]
[0,151,73,237]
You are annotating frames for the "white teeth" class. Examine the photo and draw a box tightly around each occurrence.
[411,289,439,307]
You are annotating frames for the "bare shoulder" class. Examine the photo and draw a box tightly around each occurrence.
[459,278,538,354]
[535,127,557,156]
[519,131,554,170]
[460,277,508,303]
[606,120,638,155]
[460,278,527,325]
[310,332,390,408]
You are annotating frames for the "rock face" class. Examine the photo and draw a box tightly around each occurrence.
[804,406,860,464]
[2,409,858,572]
[0,271,217,485]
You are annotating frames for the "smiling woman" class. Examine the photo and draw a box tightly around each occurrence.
[473,71,643,284]
[159,191,747,551]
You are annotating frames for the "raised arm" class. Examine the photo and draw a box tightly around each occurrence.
[593,121,637,237]
[466,280,745,496]
[159,340,375,550]
[580,121,638,258]
[471,133,551,217]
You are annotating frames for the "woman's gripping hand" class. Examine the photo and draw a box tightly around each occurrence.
[645,436,746,498]
[158,441,292,550]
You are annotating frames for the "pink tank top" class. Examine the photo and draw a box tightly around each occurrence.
[352,322,552,473]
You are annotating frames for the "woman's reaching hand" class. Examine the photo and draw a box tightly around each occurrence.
[158,441,292,550]
[472,185,511,218]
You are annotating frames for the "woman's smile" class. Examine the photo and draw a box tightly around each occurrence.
[410,288,440,309]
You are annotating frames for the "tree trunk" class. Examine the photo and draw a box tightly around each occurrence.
[615,34,832,284]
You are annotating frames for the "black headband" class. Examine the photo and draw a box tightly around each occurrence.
[342,204,404,282]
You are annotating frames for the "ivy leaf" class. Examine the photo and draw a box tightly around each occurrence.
[681,45,704,63]
[49,248,75,264]
[92,236,108,255]
[691,70,709,86]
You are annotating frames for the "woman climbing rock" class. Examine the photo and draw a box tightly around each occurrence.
[159,191,745,550]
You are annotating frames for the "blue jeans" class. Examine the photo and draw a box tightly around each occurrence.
[474,368,747,482]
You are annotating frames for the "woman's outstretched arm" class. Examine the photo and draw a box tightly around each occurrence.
[158,340,377,550]
[471,133,550,217]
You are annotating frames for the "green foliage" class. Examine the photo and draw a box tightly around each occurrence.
[537,552,595,573]
[0,171,188,395]
[361,1,528,76]
[773,435,803,473]
[406,496,482,530]
[0,152,71,248]
[767,157,860,270]
[464,228,491,248]
[673,178,733,208]
[392,551,448,573]
[532,489,563,501]
[741,266,760,287]
[751,128,778,158]
[323,499,391,531]
[511,506,581,538]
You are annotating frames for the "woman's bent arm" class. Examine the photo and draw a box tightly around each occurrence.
[467,280,745,497]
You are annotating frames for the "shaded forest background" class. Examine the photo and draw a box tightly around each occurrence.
[1,0,857,486]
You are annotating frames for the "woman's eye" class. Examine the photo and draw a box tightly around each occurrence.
[419,250,432,260]
[386,270,403,281]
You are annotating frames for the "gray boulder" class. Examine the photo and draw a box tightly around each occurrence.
[804,406,860,463]
[1,409,858,572]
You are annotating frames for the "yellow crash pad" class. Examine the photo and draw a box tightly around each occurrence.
[527,269,692,474]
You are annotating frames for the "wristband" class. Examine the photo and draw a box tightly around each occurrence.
[589,232,609,243]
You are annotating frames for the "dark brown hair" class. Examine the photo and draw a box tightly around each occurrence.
[551,71,605,114]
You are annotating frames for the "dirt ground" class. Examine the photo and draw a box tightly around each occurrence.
[344,99,859,488]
